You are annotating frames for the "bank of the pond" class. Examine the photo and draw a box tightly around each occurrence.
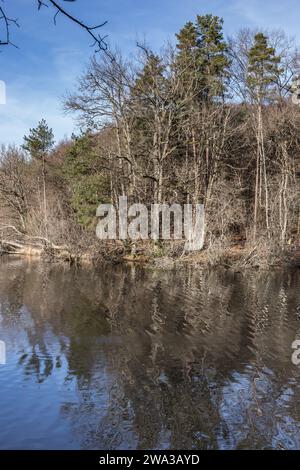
[1,238,299,271]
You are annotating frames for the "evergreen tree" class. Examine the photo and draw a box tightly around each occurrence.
[131,52,167,149]
[175,14,229,100]
[247,33,282,104]
[23,119,54,237]
[247,33,282,238]
[175,21,201,93]
[64,135,110,228]
[196,14,229,98]
[176,21,198,53]
[133,53,166,104]
[23,119,54,160]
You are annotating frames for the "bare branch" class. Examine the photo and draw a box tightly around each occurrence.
[0,1,108,51]
[0,5,19,47]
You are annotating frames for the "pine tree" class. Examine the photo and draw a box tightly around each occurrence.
[247,32,282,104]
[175,21,200,94]
[63,134,110,228]
[131,52,167,149]
[133,53,166,103]
[176,21,198,53]
[196,14,229,98]
[23,120,54,237]
[132,51,175,203]
[175,15,229,100]
[247,33,282,238]
[174,15,230,207]
[23,119,54,160]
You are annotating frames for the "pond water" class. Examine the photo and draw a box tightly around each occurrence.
[0,257,299,450]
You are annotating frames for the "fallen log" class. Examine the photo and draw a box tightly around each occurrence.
[0,225,69,254]
[0,239,71,259]
[0,240,43,256]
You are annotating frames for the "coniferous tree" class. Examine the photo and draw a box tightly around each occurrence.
[176,15,229,100]
[247,33,282,104]
[23,119,54,237]
[247,33,282,237]
[132,52,170,203]
[23,119,54,159]
[196,14,229,99]
[176,21,198,52]
[63,134,110,228]
[174,15,230,207]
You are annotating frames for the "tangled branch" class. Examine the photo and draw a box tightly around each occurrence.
[0,0,108,51]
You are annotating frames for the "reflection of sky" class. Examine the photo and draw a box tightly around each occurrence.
[0,303,134,449]
[0,304,77,449]
[218,365,300,450]
[1,0,300,145]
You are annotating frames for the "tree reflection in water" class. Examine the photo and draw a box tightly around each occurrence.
[0,257,299,449]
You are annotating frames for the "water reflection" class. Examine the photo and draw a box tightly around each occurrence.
[0,257,299,449]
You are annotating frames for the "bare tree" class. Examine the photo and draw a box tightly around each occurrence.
[0,146,30,231]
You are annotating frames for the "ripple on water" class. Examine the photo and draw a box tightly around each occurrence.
[0,260,299,449]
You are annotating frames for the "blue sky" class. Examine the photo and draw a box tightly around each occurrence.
[1,0,300,146]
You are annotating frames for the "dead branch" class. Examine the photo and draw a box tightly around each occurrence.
[0,1,107,51]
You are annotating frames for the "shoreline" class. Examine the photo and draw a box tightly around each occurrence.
[1,240,299,271]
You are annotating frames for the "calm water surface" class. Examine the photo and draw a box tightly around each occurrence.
[0,257,299,450]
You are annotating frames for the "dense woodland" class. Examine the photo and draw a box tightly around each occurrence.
[1,14,300,266]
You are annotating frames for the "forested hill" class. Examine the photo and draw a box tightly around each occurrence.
[0,15,299,267]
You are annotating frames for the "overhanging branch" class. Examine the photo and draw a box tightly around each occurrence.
[0,0,108,51]
[0,5,19,47]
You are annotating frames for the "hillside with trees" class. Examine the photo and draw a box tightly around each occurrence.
[0,14,300,268]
